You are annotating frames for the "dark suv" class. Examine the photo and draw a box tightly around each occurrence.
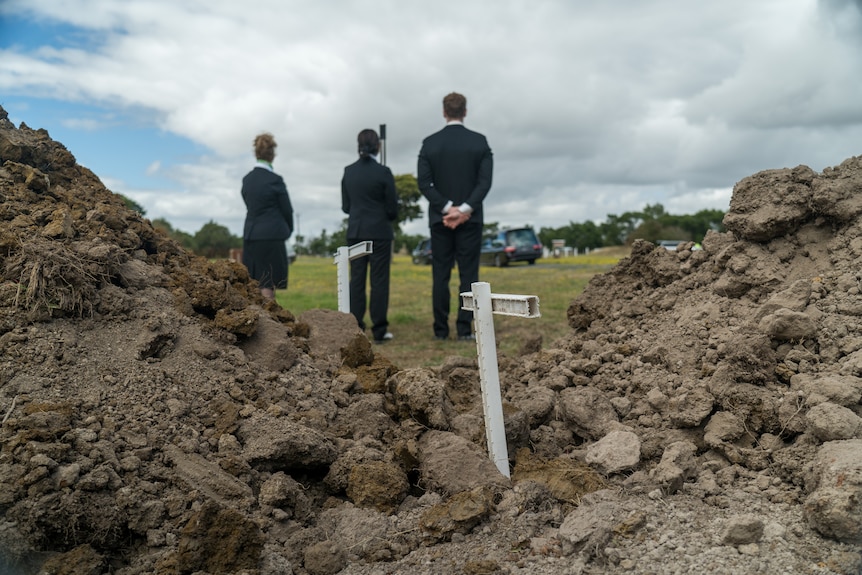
[480,227,543,267]
[412,238,432,265]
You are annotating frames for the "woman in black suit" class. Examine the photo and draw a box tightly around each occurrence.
[341,128,398,342]
[241,133,294,300]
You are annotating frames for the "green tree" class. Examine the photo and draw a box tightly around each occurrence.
[151,217,173,234]
[600,212,641,246]
[394,174,423,232]
[641,203,667,221]
[665,208,726,238]
[119,194,146,215]
[152,217,195,250]
[293,234,307,255]
[307,230,330,257]
[304,222,348,257]
[174,230,196,251]
[538,221,604,253]
[194,220,240,259]
[482,222,500,238]
[627,220,676,244]
[624,205,726,244]
[328,219,349,254]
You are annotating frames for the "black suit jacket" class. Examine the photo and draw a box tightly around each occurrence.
[341,157,398,240]
[241,166,294,241]
[417,124,493,226]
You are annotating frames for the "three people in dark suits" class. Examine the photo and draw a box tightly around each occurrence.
[241,133,294,300]
[418,92,494,340]
[341,129,399,343]
[241,93,490,342]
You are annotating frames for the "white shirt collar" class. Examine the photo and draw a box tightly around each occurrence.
[255,159,273,171]
[446,119,464,126]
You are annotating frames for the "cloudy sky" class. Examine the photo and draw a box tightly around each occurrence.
[1,0,861,242]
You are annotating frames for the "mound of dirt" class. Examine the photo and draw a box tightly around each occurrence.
[1,105,861,575]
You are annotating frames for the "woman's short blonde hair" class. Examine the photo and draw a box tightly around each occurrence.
[254,133,277,162]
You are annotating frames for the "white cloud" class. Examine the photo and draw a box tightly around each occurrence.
[2,0,861,240]
[61,116,103,131]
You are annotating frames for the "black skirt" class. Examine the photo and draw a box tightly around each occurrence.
[242,240,288,290]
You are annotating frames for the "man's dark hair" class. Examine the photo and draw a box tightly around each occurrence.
[357,128,379,157]
[443,92,467,120]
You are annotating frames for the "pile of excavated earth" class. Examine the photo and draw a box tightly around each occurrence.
[0,105,861,575]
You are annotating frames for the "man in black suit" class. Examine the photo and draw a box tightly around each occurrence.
[342,128,399,343]
[417,92,493,340]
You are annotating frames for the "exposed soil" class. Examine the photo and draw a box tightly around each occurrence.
[0,106,861,575]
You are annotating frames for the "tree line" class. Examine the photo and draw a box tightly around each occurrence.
[121,177,725,259]
[120,195,242,258]
[535,203,725,252]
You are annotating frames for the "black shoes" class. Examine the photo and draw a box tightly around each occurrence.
[373,332,394,344]
[434,334,474,341]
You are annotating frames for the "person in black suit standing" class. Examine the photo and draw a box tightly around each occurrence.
[417,92,493,340]
[341,128,399,343]
[241,132,294,300]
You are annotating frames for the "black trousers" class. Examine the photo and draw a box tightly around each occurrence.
[430,222,482,338]
[348,238,392,341]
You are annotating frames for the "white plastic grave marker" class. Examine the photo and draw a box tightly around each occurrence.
[461,282,540,478]
[334,242,374,313]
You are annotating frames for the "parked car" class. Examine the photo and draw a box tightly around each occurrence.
[480,227,543,267]
[412,238,432,265]
[657,240,682,251]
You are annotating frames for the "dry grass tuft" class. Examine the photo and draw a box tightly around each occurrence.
[4,236,125,317]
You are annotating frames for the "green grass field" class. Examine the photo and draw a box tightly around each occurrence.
[276,247,627,369]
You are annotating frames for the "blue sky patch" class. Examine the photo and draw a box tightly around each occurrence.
[2,97,205,192]
[0,12,107,53]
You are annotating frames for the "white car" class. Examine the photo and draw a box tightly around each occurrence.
[658,240,682,251]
